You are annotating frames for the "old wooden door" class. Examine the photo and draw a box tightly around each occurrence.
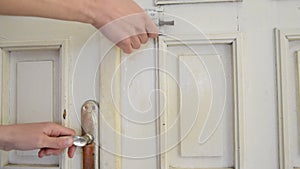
[1,1,300,169]
[122,1,300,169]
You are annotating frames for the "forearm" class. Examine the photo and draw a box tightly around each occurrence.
[0,0,95,24]
[0,0,158,53]
[0,123,75,154]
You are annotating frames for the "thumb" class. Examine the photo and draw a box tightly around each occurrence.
[45,136,73,149]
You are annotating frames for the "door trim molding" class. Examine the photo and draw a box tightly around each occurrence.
[155,0,242,5]
[275,28,300,169]
[99,48,122,169]
[0,39,71,169]
[157,32,244,169]
[170,167,233,169]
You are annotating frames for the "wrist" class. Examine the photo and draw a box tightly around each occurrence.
[76,0,98,27]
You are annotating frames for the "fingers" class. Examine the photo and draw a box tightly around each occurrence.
[38,148,62,158]
[145,16,159,38]
[99,13,159,54]
[46,123,76,137]
[138,33,149,44]
[38,123,76,158]
[131,36,141,49]
[38,136,76,158]
[38,146,76,158]
[119,17,158,53]
[44,136,73,149]
[55,127,76,137]
[117,39,133,54]
[116,33,151,54]
[68,146,76,158]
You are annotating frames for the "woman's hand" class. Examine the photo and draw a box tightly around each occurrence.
[0,122,76,158]
[0,0,159,54]
[98,11,158,54]
[85,0,159,53]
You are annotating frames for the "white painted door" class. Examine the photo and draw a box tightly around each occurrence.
[1,1,300,169]
[0,16,97,168]
[120,1,300,169]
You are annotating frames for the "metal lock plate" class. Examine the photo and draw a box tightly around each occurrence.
[81,100,99,137]
[72,100,99,147]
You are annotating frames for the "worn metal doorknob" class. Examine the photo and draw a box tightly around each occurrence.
[73,133,94,147]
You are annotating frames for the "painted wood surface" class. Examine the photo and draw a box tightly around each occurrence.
[0,0,300,169]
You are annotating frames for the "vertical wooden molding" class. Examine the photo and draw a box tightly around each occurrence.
[158,37,168,169]
[115,48,122,169]
[155,0,242,5]
[0,48,2,125]
[59,39,71,169]
[232,33,245,169]
[0,49,11,168]
[0,48,6,168]
[169,167,233,169]
[275,28,300,169]
[1,49,9,126]
[99,47,122,169]
[297,51,300,168]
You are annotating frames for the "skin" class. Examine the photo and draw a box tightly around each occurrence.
[0,0,158,158]
[0,0,158,53]
[0,122,76,158]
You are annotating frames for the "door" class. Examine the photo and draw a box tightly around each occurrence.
[117,1,300,169]
[0,15,100,168]
[1,1,300,169]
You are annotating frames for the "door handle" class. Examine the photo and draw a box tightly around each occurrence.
[72,100,99,169]
[73,133,94,147]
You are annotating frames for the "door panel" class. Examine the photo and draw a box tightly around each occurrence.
[158,34,243,169]
[0,41,71,169]
[9,50,59,166]
[179,54,224,158]
[120,42,158,169]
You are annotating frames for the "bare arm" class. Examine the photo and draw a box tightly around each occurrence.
[0,122,76,158]
[0,0,158,53]
[0,0,94,24]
